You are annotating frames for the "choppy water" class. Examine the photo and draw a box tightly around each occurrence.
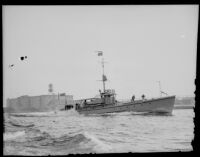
[3,109,194,155]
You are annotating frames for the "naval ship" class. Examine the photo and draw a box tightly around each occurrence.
[75,51,175,115]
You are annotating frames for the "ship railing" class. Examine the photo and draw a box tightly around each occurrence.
[117,98,144,103]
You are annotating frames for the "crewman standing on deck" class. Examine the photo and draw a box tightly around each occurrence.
[131,95,135,102]
[142,94,145,101]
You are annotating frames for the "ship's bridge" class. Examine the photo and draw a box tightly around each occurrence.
[103,89,116,95]
[101,89,116,105]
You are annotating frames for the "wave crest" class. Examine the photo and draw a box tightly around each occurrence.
[4,131,25,141]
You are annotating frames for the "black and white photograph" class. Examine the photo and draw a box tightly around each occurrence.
[3,5,198,155]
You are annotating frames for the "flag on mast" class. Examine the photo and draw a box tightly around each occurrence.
[102,75,107,81]
[97,51,103,56]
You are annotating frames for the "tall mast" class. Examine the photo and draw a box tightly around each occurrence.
[159,81,161,97]
[157,81,162,97]
[96,50,106,93]
[102,57,106,93]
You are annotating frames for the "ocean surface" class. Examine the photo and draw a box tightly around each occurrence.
[3,108,194,155]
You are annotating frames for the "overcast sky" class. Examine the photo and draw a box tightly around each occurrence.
[3,5,198,106]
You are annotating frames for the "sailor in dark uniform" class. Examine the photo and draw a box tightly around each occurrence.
[84,100,87,106]
[131,95,135,102]
[142,94,145,101]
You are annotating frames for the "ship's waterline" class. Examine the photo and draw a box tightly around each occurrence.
[76,96,175,115]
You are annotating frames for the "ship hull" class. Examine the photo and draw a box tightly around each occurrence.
[77,96,175,115]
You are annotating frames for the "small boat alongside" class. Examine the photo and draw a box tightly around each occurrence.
[75,51,175,115]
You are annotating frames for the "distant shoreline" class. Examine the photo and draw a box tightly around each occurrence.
[174,105,194,109]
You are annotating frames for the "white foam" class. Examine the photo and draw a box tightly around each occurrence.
[10,111,57,117]
[83,132,113,153]
[10,110,79,117]
[4,131,25,141]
